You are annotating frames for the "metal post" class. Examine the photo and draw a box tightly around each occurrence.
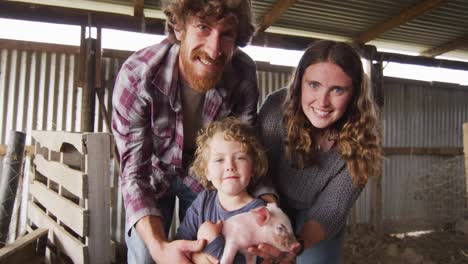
[0,131,26,247]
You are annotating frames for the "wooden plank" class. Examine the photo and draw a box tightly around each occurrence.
[79,25,86,87]
[0,144,34,157]
[28,202,87,264]
[353,0,448,44]
[29,181,87,237]
[133,0,145,17]
[380,51,468,72]
[257,0,297,33]
[95,27,102,89]
[84,133,111,263]
[102,48,132,59]
[463,123,468,157]
[0,228,48,264]
[0,38,79,55]
[383,147,463,156]
[32,130,84,154]
[33,154,86,198]
[463,123,468,197]
[421,35,468,57]
[0,1,166,36]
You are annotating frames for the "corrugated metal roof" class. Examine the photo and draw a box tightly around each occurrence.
[3,0,468,59]
[380,0,468,47]
[263,0,422,37]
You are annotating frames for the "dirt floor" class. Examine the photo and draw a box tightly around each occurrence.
[343,223,468,264]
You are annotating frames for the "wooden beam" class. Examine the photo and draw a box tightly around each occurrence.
[0,144,34,157]
[379,51,468,72]
[257,0,297,33]
[0,228,48,264]
[252,31,315,51]
[383,147,463,156]
[0,38,79,54]
[463,123,468,200]
[133,0,145,18]
[353,0,448,44]
[0,1,165,34]
[420,35,468,57]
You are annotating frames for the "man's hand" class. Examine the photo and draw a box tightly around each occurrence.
[247,243,297,264]
[149,239,207,264]
[135,216,207,264]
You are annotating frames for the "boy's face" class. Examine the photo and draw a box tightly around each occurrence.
[175,14,238,93]
[206,132,253,197]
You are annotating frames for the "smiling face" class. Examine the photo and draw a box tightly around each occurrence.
[175,14,237,92]
[206,132,253,198]
[301,62,354,129]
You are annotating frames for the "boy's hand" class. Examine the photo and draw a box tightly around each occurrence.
[149,239,206,264]
[197,220,223,243]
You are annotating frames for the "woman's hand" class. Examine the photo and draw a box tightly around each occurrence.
[247,243,298,264]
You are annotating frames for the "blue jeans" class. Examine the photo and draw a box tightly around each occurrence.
[294,209,344,264]
[125,176,198,264]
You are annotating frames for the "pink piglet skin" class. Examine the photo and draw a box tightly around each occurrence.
[220,203,299,264]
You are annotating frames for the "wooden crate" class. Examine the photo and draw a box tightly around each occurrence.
[28,131,112,264]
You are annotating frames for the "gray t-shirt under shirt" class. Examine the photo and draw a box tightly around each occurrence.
[180,82,205,167]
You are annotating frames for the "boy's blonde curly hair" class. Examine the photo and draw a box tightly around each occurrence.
[190,117,268,190]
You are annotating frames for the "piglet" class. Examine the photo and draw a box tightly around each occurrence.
[220,203,299,264]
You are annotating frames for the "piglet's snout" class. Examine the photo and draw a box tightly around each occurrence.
[289,240,301,253]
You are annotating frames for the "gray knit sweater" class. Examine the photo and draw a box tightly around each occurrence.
[258,88,363,239]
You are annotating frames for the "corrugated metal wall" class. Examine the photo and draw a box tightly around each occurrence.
[0,46,127,145]
[382,77,468,232]
[0,48,80,145]
[257,69,291,105]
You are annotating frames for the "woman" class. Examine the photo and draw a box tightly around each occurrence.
[257,40,382,263]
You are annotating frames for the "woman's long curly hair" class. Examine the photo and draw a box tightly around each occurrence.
[283,40,382,186]
[162,0,255,47]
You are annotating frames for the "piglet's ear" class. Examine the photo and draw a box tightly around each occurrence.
[250,206,270,226]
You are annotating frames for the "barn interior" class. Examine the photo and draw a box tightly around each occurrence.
[0,0,467,263]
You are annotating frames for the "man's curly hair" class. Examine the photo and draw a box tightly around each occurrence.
[190,117,268,190]
[162,0,255,47]
[283,40,382,186]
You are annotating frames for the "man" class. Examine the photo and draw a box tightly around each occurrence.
[112,0,259,263]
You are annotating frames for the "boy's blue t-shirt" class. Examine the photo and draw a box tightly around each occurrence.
[175,190,266,263]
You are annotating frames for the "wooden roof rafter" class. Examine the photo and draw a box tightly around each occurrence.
[420,35,468,57]
[353,0,449,45]
[256,0,297,33]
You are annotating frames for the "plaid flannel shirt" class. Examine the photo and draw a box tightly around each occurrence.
[112,38,259,232]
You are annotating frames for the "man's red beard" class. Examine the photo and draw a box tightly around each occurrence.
[180,46,227,93]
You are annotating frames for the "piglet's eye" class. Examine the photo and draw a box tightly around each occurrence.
[276,224,285,233]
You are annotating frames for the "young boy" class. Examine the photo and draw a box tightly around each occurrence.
[175,117,268,263]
